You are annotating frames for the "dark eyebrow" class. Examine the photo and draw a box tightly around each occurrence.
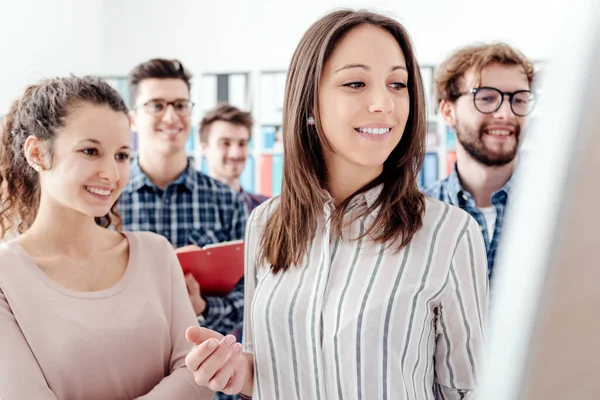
[144,97,190,103]
[78,139,131,150]
[335,64,408,73]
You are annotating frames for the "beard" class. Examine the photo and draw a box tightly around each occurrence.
[454,118,521,167]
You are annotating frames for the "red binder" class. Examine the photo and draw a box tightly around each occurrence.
[175,240,244,296]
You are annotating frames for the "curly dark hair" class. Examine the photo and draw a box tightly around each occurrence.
[0,76,129,238]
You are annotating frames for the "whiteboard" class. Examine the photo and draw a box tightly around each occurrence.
[478,0,600,398]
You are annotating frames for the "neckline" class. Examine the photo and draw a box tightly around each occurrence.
[5,231,138,299]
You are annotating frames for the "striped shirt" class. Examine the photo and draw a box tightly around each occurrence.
[242,188,488,400]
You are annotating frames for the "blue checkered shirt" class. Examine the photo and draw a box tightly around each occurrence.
[118,157,249,335]
[422,164,512,282]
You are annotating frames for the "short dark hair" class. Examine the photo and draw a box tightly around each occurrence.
[128,58,192,106]
[198,103,253,143]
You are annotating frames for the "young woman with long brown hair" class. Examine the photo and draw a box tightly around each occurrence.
[184,9,488,400]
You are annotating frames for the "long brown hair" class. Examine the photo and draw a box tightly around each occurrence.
[260,9,427,273]
[0,76,129,239]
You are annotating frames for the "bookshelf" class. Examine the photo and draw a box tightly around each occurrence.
[103,67,454,196]
[194,67,451,196]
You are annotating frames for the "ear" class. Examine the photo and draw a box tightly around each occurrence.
[199,141,208,156]
[129,110,137,131]
[439,99,457,129]
[23,136,47,170]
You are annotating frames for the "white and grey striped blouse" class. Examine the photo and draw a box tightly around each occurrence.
[242,188,488,400]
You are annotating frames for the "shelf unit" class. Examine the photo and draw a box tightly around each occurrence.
[196,66,452,196]
[103,66,455,196]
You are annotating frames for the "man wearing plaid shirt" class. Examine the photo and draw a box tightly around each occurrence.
[423,43,537,282]
[118,58,248,337]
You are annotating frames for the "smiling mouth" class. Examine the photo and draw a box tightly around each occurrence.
[485,129,512,136]
[354,127,392,135]
[158,129,183,135]
[84,186,113,197]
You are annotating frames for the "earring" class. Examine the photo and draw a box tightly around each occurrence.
[30,163,41,172]
[307,116,315,125]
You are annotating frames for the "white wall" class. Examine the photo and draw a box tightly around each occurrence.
[102,0,570,75]
[0,0,107,112]
[0,0,570,112]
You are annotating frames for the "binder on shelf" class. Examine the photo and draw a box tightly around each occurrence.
[186,128,195,152]
[259,155,273,196]
[175,240,244,297]
[271,154,284,196]
[446,151,457,176]
[446,127,457,151]
[240,155,255,193]
[261,125,277,149]
[131,131,138,151]
[422,153,439,188]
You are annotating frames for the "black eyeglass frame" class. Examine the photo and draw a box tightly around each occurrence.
[456,86,538,117]
[135,98,196,116]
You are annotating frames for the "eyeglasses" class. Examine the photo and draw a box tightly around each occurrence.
[457,87,537,117]
[137,99,195,116]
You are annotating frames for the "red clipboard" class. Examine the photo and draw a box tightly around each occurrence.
[176,240,244,296]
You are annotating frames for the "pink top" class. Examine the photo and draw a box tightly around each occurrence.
[0,231,213,400]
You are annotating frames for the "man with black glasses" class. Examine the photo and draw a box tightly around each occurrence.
[118,59,248,337]
[424,43,537,282]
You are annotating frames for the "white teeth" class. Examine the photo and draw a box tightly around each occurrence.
[487,130,511,136]
[357,127,391,135]
[86,186,111,196]
[161,130,181,135]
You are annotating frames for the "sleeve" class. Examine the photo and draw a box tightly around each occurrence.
[231,191,249,241]
[202,278,245,335]
[0,288,58,399]
[136,244,215,400]
[241,206,261,354]
[434,217,489,400]
[194,191,249,334]
[187,192,248,247]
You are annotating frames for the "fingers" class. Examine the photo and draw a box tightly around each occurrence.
[186,334,239,388]
[185,273,200,294]
[217,346,247,395]
[207,342,243,392]
[185,326,223,345]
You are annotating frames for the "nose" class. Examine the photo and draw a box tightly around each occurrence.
[368,85,395,114]
[161,104,179,123]
[493,96,514,120]
[228,144,244,159]
[98,156,120,182]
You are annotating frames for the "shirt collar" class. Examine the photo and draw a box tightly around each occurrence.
[447,162,513,205]
[346,184,384,219]
[125,157,197,193]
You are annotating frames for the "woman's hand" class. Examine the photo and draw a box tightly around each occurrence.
[184,326,248,395]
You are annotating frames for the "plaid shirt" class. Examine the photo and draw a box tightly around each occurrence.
[118,158,249,335]
[422,164,513,282]
[241,189,269,213]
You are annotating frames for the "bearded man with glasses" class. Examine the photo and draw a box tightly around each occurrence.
[424,43,537,282]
